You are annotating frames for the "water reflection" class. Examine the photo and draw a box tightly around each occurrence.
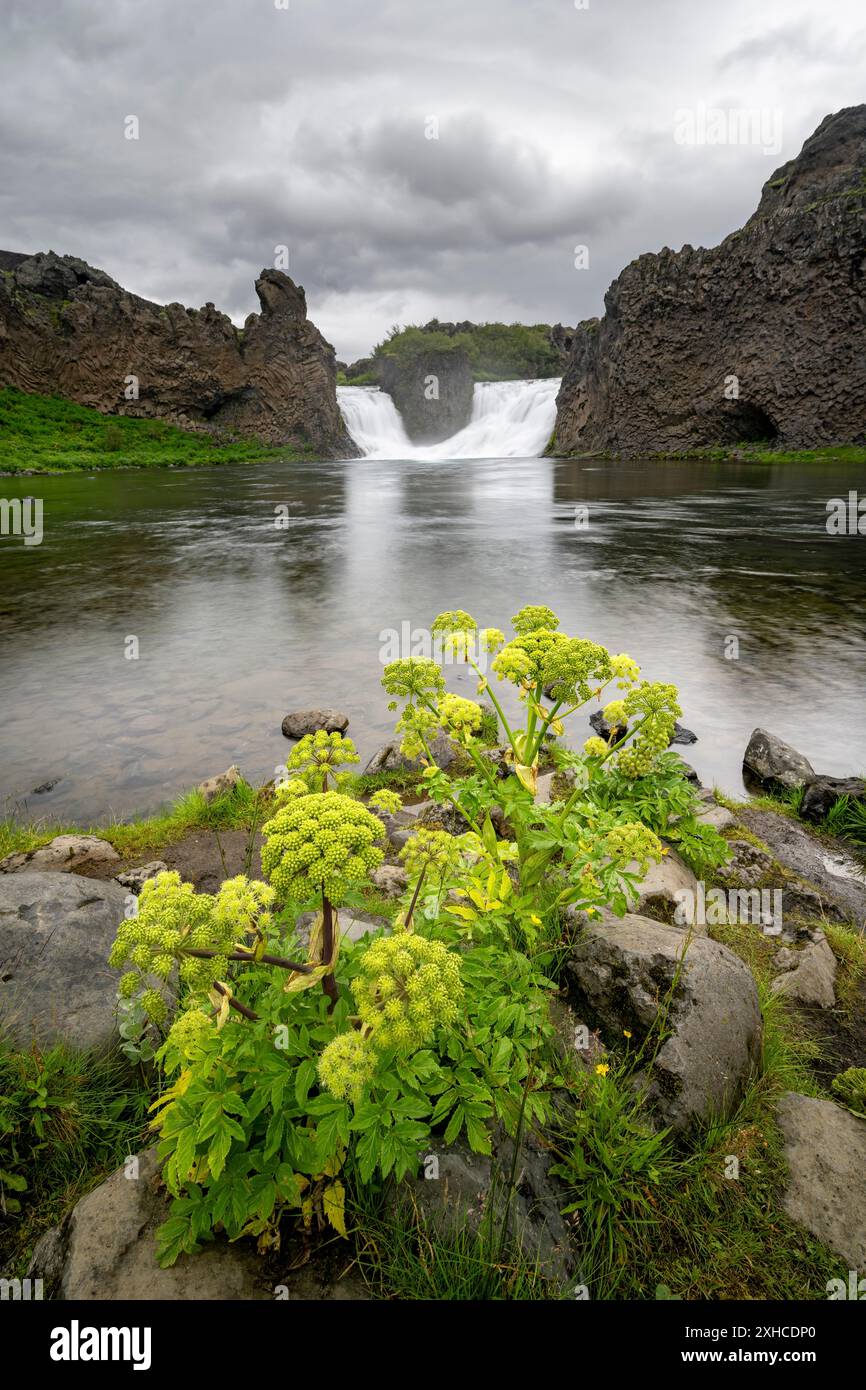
[0,456,863,822]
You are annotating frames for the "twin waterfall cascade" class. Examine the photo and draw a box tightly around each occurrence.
[337,378,560,460]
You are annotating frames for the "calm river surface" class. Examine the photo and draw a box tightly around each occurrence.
[1,456,864,823]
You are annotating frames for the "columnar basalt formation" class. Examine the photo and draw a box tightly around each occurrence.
[552,106,866,455]
[0,252,356,455]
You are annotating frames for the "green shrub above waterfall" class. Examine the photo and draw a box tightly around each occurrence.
[368,320,568,381]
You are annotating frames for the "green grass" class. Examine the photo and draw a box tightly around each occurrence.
[647,444,866,466]
[0,779,273,863]
[0,387,313,475]
[556,940,841,1300]
[0,1040,151,1275]
[552,443,866,465]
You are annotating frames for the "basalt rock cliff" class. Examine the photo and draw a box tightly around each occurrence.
[552,106,866,455]
[378,348,475,444]
[0,252,356,455]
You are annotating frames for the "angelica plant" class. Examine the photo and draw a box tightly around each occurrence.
[261,791,385,1007]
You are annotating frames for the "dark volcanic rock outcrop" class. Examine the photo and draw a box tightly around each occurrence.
[0,251,356,454]
[553,106,866,455]
[378,348,474,444]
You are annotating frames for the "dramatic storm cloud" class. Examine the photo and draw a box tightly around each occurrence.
[1,0,864,360]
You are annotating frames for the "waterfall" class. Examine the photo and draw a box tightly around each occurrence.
[337,378,560,460]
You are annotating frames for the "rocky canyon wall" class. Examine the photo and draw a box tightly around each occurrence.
[0,252,356,455]
[553,106,866,455]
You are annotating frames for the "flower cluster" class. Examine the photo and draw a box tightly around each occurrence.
[542,637,614,704]
[478,627,505,654]
[394,701,440,759]
[110,871,216,1001]
[352,933,463,1050]
[610,654,641,689]
[431,609,477,636]
[317,1029,379,1103]
[261,792,384,905]
[368,788,403,815]
[110,871,274,1023]
[603,822,664,874]
[381,657,446,710]
[584,736,610,758]
[438,693,483,741]
[278,730,359,797]
[617,681,682,778]
[512,605,559,634]
[164,1007,215,1062]
[400,826,466,881]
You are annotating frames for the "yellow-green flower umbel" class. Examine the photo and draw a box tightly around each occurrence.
[261,792,384,904]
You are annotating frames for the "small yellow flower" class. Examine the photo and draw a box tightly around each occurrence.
[623,1029,632,1039]
[595,1063,610,1076]
[530,914,542,926]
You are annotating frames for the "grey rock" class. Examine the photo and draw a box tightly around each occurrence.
[801,775,866,822]
[776,1093,866,1269]
[197,764,242,804]
[281,708,349,739]
[364,730,460,775]
[630,848,700,928]
[0,872,127,1052]
[392,1130,574,1283]
[566,915,762,1132]
[115,861,168,893]
[736,807,866,928]
[415,801,472,836]
[28,1148,267,1300]
[771,935,837,1008]
[370,865,409,898]
[0,834,120,875]
[26,1146,368,1302]
[743,728,814,791]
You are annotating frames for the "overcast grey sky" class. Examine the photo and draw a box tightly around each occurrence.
[1,0,864,361]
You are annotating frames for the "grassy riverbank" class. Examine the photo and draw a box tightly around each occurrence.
[0,388,312,474]
[549,441,866,465]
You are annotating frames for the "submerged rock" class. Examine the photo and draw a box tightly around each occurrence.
[281,709,350,739]
[742,728,815,791]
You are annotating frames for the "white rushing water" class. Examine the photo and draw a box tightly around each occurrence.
[337,378,560,460]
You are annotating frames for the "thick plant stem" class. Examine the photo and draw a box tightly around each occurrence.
[321,890,339,1013]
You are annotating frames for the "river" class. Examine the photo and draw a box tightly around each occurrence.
[1,401,864,822]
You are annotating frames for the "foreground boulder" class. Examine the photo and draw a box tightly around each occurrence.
[391,1130,574,1284]
[566,916,762,1132]
[742,728,815,791]
[775,1093,866,1269]
[281,709,349,739]
[0,872,127,1051]
[0,834,119,875]
[0,251,355,454]
[28,1148,369,1300]
[553,106,866,454]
